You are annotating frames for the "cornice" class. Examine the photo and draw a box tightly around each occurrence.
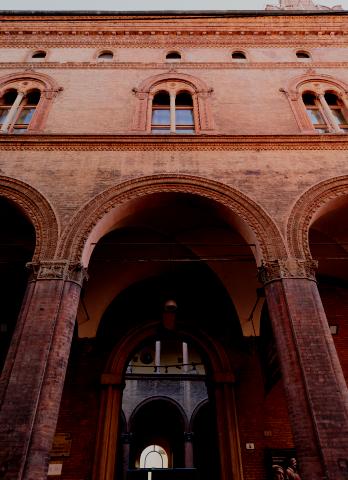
[2,61,348,69]
[1,133,348,151]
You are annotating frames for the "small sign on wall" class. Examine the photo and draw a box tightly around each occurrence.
[50,433,72,457]
[48,463,63,476]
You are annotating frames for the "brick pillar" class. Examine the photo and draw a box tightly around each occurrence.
[259,259,348,480]
[0,260,86,480]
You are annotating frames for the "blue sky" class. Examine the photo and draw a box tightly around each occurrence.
[2,0,348,11]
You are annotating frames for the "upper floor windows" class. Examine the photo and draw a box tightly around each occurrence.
[232,51,247,62]
[0,72,62,134]
[132,72,214,134]
[284,74,348,134]
[151,90,194,134]
[0,89,41,134]
[31,50,47,61]
[296,51,311,61]
[166,51,181,62]
[98,51,114,61]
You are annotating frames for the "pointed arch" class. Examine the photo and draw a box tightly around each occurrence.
[0,176,59,260]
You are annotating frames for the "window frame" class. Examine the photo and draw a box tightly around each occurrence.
[0,72,62,134]
[132,72,215,134]
[283,74,348,134]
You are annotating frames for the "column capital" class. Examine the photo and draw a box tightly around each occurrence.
[26,260,88,286]
[258,258,318,284]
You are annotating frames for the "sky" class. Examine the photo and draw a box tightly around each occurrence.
[2,0,348,12]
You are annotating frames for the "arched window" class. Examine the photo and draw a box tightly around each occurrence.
[0,72,61,134]
[132,73,214,134]
[0,89,41,134]
[296,51,311,61]
[140,445,169,469]
[151,90,195,134]
[283,75,348,134]
[98,51,114,61]
[166,51,181,62]
[31,51,46,61]
[232,51,247,61]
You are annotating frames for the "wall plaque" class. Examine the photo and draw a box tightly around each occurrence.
[51,433,72,458]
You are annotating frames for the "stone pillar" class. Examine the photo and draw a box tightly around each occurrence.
[0,260,86,480]
[170,92,176,133]
[259,259,348,480]
[212,373,243,480]
[184,432,194,468]
[317,94,340,133]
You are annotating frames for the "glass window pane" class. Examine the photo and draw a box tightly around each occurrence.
[0,108,10,124]
[152,109,170,125]
[13,128,28,134]
[151,129,171,134]
[331,108,347,125]
[15,108,35,125]
[175,129,195,134]
[315,128,329,134]
[176,109,194,125]
[306,108,325,125]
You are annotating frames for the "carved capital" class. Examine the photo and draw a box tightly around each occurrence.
[27,260,88,286]
[258,258,318,284]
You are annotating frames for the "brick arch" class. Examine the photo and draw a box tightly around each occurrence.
[0,71,61,94]
[0,176,59,260]
[58,174,286,266]
[286,73,348,98]
[136,71,212,94]
[287,175,348,258]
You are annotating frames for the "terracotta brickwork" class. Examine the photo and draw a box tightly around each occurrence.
[1,10,348,480]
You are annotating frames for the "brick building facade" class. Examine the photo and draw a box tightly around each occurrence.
[0,3,348,480]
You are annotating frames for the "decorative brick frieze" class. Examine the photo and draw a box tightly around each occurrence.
[27,260,88,286]
[1,133,348,151]
[259,258,318,283]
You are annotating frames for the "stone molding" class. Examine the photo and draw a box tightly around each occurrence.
[287,175,348,258]
[0,175,59,261]
[27,260,88,286]
[1,133,348,150]
[57,174,286,265]
[258,258,318,283]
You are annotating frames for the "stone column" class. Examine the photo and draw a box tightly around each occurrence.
[0,260,86,480]
[317,94,340,133]
[184,432,194,468]
[259,259,348,480]
[170,92,176,133]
